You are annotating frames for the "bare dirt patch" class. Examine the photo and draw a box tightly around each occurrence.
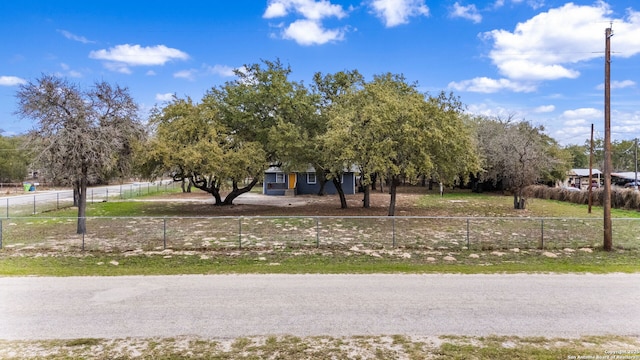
[147,188,433,217]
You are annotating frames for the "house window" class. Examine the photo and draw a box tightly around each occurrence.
[307,172,317,184]
[275,173,285,183]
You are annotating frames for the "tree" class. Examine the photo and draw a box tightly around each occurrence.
[312,70,365,207]
[16,75,144,233]
[143,60,310,206]
[564,144,589,169]
[0,135,30,183]
[144,96,266,205]
[325,73,479,215]
[473,116,564,209]
[611,139,637,172]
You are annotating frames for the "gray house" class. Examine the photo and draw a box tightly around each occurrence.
[263,166,357,196]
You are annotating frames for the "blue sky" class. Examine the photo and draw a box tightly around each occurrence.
[1,0,639,146]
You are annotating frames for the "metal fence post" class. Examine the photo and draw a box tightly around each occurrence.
[33,195,36,214]
[238,217,242,249]
[56,193,59,210]
[392,217,396,248]
[91,189,94,204]
[0,219,3,249]
[466,218,470,249]
[316,217,319,248]
[106,189,109,202]
[540,219,545,250]
[163,217,167,250]
[6,198,8,219]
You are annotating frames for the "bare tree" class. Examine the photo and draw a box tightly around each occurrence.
[474,116,560,209]
[16,75,144,233]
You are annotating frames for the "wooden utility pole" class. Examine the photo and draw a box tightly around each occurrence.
[603,26,613,251]
[635,138,638,190]
[588,123,594,213]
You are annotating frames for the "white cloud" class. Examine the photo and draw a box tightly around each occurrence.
[146,70,157,76]
[59,63,82,78]
[173,69,196,81]
[283,19,345,45]
[264,0,348,45]
[611,110,640,137]
[0,76,27,86]
[533,105,555,113]
[205,64,236,77]
[264,1,288,18]
[493,0,544,9]
[450,2,481,24]
[452,2,640,95]
[155,93,175,102]
[263,0,347,20]
[57,29,95,44]
[562,108,602,120]
[369,0,429,27]
[465,103,523,119]
[104,62,132,74]
[482,2,640,82]
[596,80,636,90]
[448,77,536,93]
[89,44,189,70]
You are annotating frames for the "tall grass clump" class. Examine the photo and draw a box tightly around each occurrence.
[525,185,640,210]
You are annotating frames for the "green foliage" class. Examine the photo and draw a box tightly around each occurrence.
[324,73,479,213]
[564,144,589,169]
[0,135,30,182]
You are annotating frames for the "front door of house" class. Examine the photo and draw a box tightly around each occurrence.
[288,173,296,189]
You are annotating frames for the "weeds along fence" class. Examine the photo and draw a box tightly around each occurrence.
[1,215,638,252]
[0,181,177,218]
[525,185,640,210]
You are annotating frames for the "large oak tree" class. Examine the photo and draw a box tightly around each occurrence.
[324,73,479,215]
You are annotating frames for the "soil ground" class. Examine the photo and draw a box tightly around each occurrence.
[152,186,444,217]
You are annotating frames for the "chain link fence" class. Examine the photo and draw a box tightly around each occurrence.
[0,181,176,218]
[1,215,637,252]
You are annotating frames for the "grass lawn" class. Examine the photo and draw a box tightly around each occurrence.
[2,334,639,359]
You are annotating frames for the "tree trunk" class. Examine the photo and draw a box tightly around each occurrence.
[363,184,371,208]
[76,174,87,235]
[388,176,399,216]
[222,178,259,205]
[73,181,79,207]
[332,177,348,209]
[317,176,327,196]
[371,173,377,191]
[190,175,223,205]
[513,191,526,209]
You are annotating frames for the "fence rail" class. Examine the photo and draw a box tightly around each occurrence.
[1,215,638,252]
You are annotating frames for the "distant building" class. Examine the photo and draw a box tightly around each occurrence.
[566,168,602,189]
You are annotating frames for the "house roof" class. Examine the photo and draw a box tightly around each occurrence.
[568,168,602,177]
[265,165,359,173]
[612,172,640,180]
[265,166,284,173]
